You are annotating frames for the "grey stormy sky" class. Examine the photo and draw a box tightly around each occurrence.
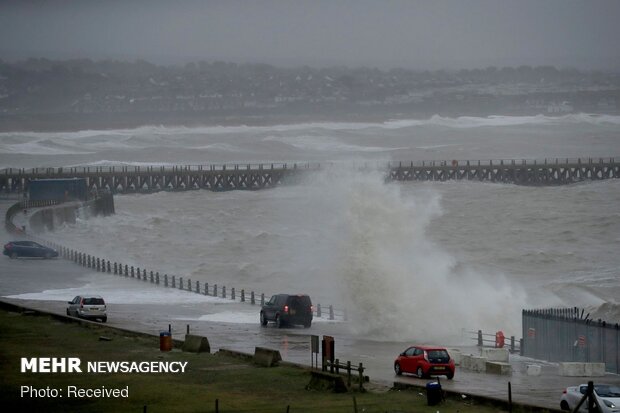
[1,0,619,70]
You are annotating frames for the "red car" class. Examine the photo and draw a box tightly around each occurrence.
[394,345,455,379]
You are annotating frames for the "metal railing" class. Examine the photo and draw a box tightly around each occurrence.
[522,308,620,374]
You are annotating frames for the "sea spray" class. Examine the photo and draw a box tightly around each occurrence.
[301,165,528,342]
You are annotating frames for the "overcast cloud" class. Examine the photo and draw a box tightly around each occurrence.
[1,0,619,70]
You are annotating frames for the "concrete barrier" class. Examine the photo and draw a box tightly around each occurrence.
[469,356,487,372]
[448,349,462,366]
[585,363,606,377]
[181,334,211,353]
[486,361,511,375]
[526,364,542,376]
[253,347,282,367]
[460,354,488,372]
[558,362,605,377]
[461,354,472,370]
[306,371,347,393]
[480,348,509,362]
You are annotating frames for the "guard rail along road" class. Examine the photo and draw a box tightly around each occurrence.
[1,157,619,194]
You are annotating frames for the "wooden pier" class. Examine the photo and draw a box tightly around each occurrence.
[388,158,619,185]
[0,163,318,194]
[1,158,618,194]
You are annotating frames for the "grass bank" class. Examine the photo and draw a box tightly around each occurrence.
[0,307,550,412]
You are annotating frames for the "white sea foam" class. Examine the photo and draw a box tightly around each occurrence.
[4,275,230,305]
[0,141,95,155]
[2,113,618,143]
[262,135,404,153]
[194,142,242,151]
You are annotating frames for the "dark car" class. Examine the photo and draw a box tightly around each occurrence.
[3,241,59,259]
[394,345,455,379]
[260,294,313,328]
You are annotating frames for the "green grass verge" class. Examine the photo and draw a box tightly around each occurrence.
[0,308,542,412]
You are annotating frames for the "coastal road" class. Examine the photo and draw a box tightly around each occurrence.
[2,201,619,410]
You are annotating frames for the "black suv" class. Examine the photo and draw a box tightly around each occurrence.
[260,294,313,328]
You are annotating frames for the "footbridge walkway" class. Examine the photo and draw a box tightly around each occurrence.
[1,158,618,194]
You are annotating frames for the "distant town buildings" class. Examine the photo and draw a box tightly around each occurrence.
[0,59,618,117]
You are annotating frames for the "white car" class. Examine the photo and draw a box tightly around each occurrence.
[67,295,107,322]
[561,384,620,412]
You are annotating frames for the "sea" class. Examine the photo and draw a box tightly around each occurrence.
[1,113,619,343]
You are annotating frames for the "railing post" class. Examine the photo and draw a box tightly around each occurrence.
[478,330,483,347]
[156,272,160,285]
[317,304,322,318]
[241,289,245,302]
[179,277,183,289]
[213,284,217,297]
[347,361,352,387]
[205,283,209,295]
[172,276,176,288]
[358,363,364,391]
[251,291,255,305]
[261,293,265,306]
[329,305,334,320]
[222,286,226,298]
[231,287,235,300]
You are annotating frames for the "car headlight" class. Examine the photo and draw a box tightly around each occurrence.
[603,399,616,408]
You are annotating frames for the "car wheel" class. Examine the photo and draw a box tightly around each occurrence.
[44,252,52,259]
[416,367,424,378]
[394,363,402,376]
[447,372,454,380]
[275,315,282,328]
[260,312,267,326]
[101,317,107,323]
[66,309,70,316]
[10,252,17,259]
[303,321,311,328]
[560,400,570,411]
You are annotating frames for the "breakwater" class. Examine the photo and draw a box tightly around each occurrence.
[388,157,619,185]
[1,158,618,194]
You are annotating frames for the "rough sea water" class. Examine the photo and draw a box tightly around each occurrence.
[1,113,619,342]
